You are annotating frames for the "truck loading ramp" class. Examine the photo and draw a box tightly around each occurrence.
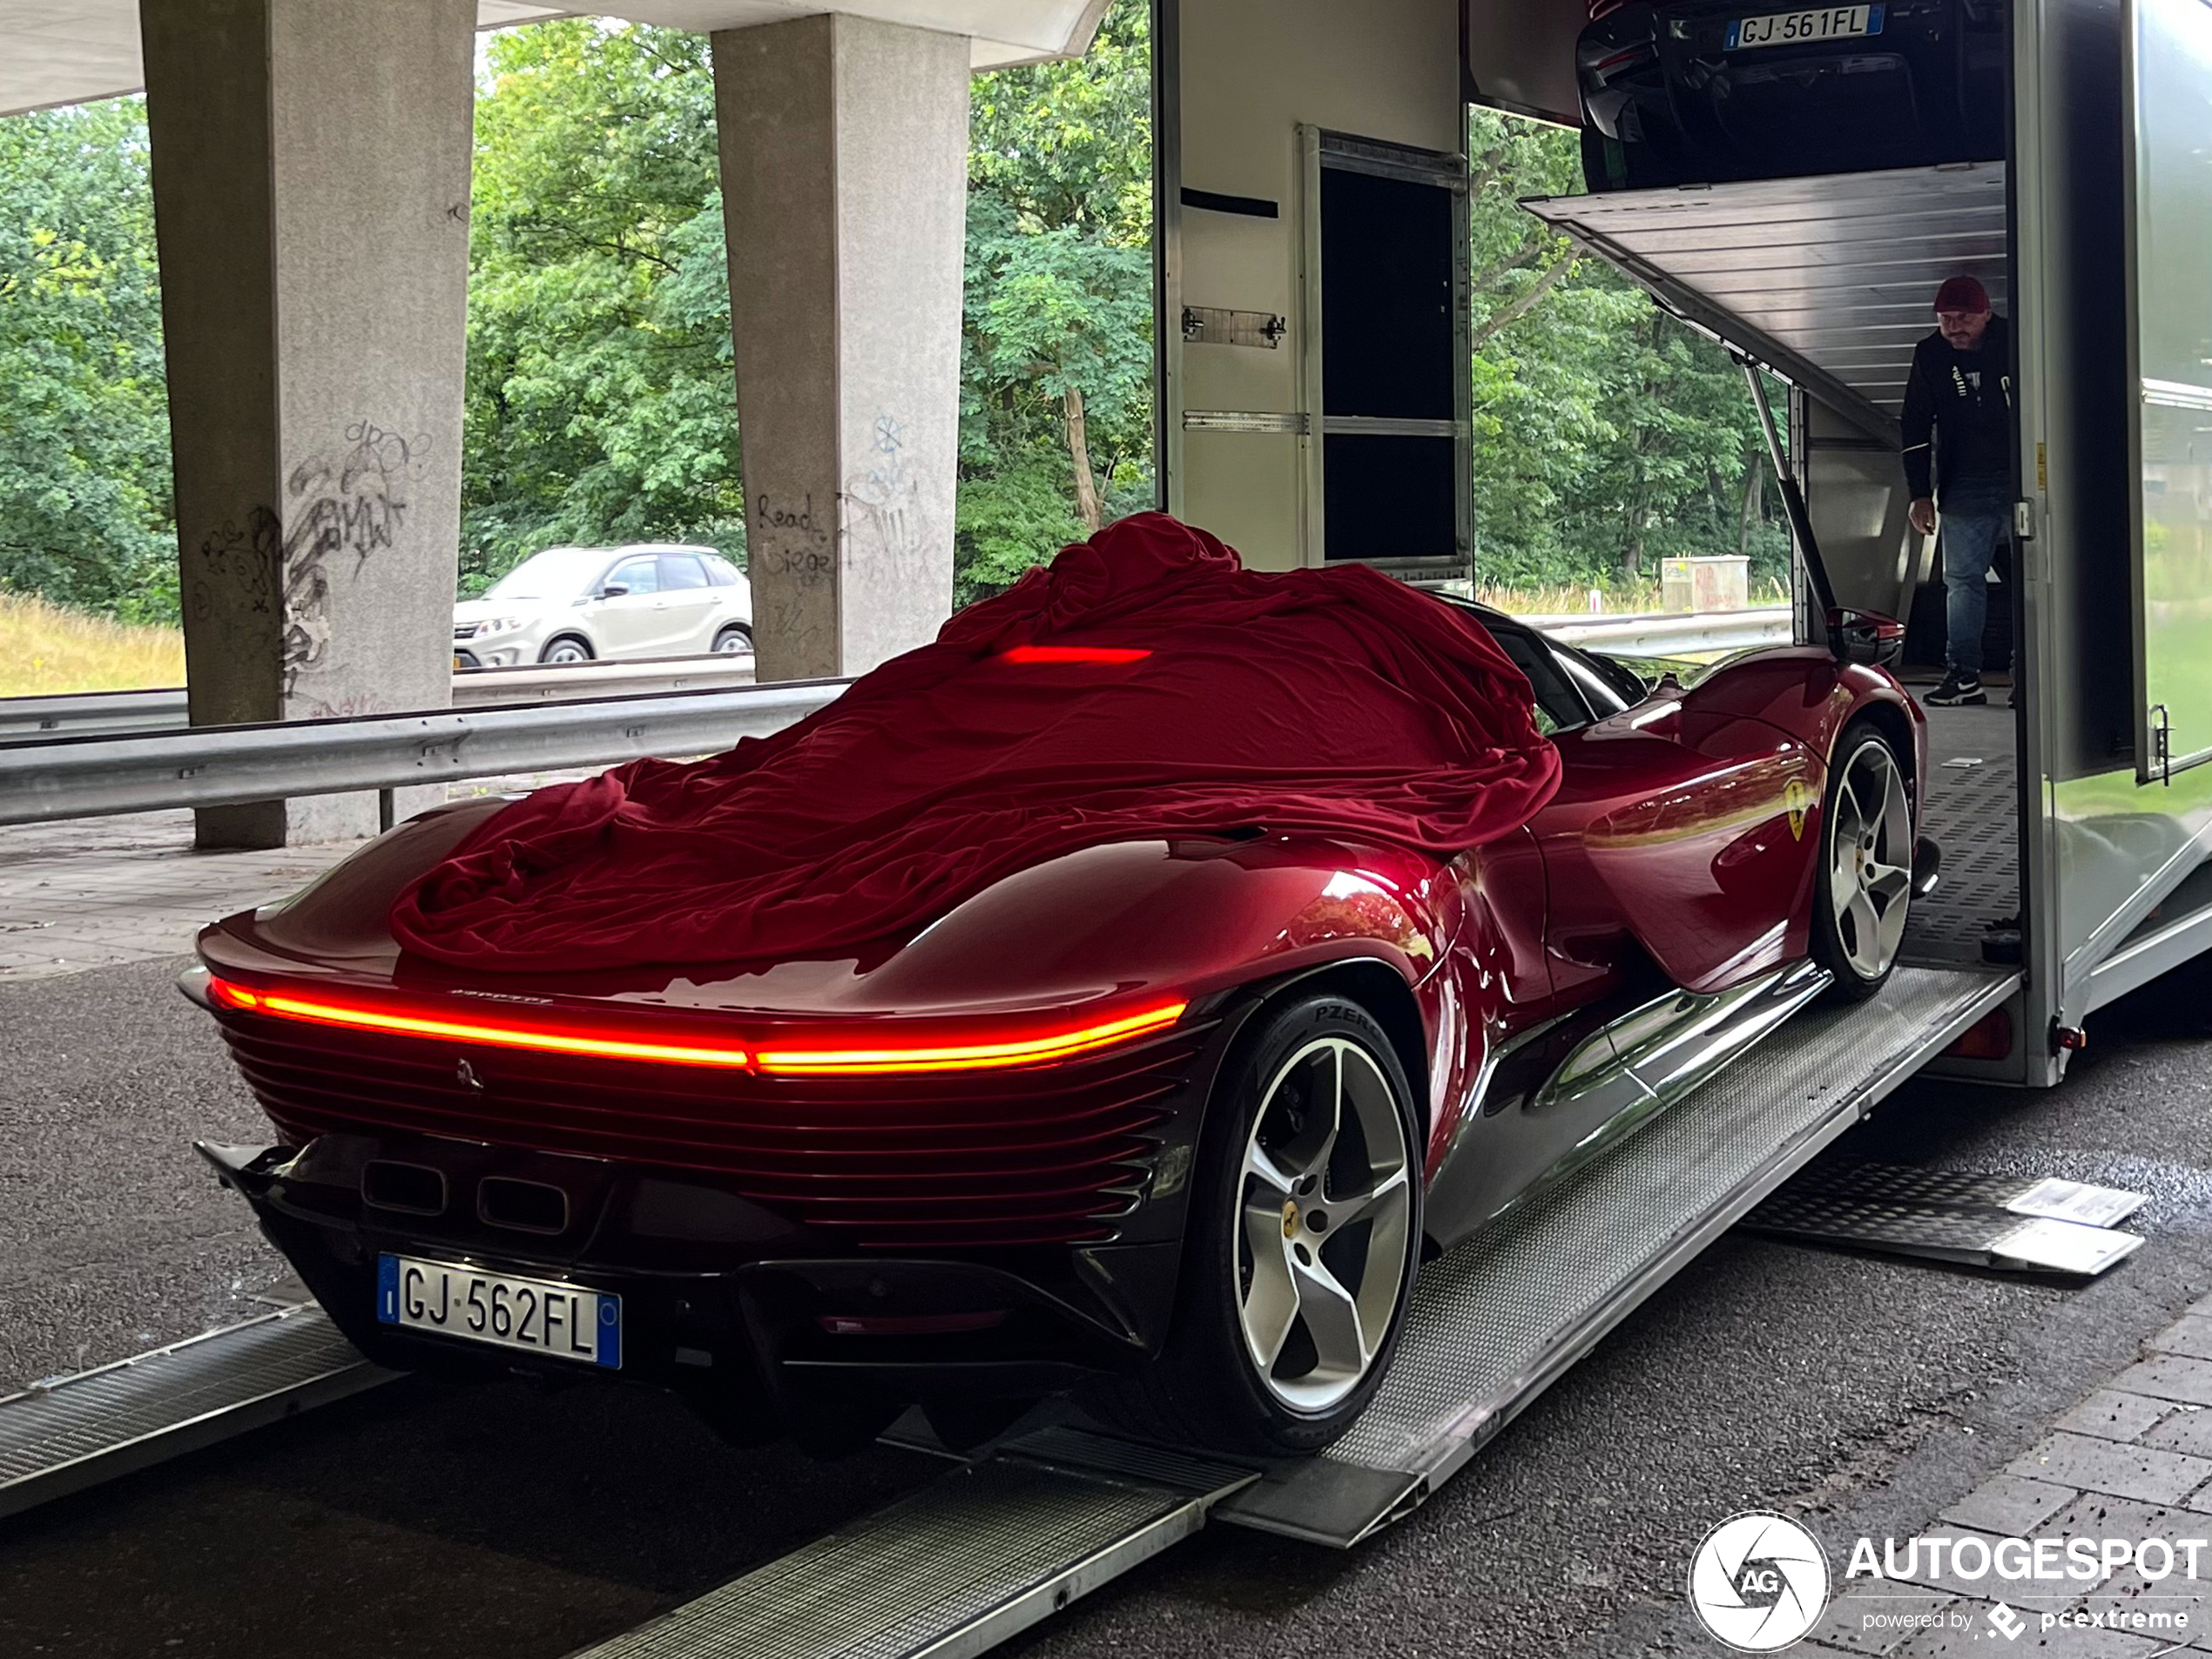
[1521,162,2010,444]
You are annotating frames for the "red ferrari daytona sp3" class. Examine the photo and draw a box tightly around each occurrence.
[190,518,1932,1457]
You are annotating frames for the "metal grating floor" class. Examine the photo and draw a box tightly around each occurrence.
[0,1305,387,1519]
[1218,962,2016,1544]
[1902,703,2021,968]
[569,1431,1253,1659]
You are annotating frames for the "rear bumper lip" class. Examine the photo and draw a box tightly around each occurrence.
[203,1136,1178,1412]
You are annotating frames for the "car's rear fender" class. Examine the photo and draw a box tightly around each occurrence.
[1683,648,1928,821]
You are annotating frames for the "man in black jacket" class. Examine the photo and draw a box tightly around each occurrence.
[1901,275,2013,707]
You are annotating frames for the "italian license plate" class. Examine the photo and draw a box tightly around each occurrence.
[376,1254,621,1368]
[1727,3,1883,49]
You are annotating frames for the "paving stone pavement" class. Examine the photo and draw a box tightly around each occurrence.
[0,812,362,981]
[0,773,590,982]
[1804,1298,2212,1656]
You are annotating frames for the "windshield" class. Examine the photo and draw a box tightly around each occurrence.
[482,547,610,603]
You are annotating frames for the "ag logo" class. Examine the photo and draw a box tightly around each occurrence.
[1784,778,1814,842]
[1687,1511,1830,1651]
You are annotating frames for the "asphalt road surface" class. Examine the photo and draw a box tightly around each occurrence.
[7,953,2212,1658]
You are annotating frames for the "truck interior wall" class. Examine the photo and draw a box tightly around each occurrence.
[1159,0,1463,570]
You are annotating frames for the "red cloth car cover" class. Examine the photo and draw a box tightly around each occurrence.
[390,514,1562,972]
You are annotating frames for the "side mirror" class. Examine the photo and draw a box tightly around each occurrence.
[1828,607,1905,669]
[597,583,629,599]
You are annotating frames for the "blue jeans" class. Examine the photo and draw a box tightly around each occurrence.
[1940,505,2008,677]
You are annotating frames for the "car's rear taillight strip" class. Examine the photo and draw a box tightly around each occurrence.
[207,977,752,1069]
[206,976,1188,1076]
[751,1000,1190,1076]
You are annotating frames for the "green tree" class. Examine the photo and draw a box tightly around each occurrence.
[0,99,175,621]
[462,23,742,593]
[957,0,1155,601]
[1462,107,1789,594]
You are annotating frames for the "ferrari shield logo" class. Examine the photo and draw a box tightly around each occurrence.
[1784,779,1813,841]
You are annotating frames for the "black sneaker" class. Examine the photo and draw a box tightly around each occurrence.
[1925,672,1987,707]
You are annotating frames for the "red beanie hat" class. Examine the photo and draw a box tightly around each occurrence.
[1933,275,1990,314]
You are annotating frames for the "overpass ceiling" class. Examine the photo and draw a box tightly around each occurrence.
[0,0,1100,117]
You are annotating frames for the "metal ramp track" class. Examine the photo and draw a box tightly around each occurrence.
[566,1426,1255,1659]
[0,1303,389,1519]
[1215,963,2018,1547]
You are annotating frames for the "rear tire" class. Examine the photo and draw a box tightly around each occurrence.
[1811,720,1914,1001]
[713,624,753,654]
[1087,995,1421,1456]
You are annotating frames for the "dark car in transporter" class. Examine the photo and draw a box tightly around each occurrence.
[1575,0,2006,191]
[185,595,1933,1458]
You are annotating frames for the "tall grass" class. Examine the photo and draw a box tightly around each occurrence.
[1478,578,1793,617]
[1478,582,1664,617]
[0,592,185,698]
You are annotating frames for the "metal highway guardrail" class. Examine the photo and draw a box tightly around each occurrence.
[0,610,1791,745]
[0,677,851,827]
[1530,605,1794,655]
[0,608,1793,828]
[0,651,759,742]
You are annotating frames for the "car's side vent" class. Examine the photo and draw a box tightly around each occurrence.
[478,1177,569,1235]
[361,1160,448,1216]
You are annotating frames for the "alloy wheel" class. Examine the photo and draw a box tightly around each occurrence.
[1828,738,1912,980]
[1236,1036,1413,1413]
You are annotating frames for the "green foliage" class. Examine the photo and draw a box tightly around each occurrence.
[957,0,1155,597]
[460,24,743,595]
[0,99,175,622]
[1463,108,1791,591]
[953,450,1085,606]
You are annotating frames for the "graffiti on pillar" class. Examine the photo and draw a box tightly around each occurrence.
[750,489,836,666]
[188,508,283,631]
[843,412,926,579]
[280,419,428,697]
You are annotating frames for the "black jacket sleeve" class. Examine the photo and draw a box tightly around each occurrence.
[1899,338,1936,500]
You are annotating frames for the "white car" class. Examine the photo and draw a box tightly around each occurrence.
[453,544,753,668]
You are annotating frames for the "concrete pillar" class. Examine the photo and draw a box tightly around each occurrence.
[711,16,969,681]
[140,0,475,847]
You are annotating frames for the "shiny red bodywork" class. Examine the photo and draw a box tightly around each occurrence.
[199,637,1923,1264]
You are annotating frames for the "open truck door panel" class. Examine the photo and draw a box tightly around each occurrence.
[2124,0,2212,786]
